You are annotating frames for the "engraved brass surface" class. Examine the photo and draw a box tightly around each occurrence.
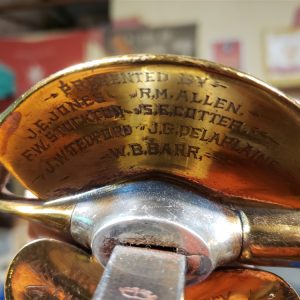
[0,54,299,207]
[5,239,103,300]
[1,54,300,299]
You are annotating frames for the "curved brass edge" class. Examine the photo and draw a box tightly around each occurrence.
[6,238,300,299]
[185,267,300,299]
[0,198,74,235]
[1,54,299,124]
[5,238,103,300]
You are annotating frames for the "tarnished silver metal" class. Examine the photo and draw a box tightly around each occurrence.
[93,245,186,300]
[71,179,243,283]
[3,178,300,291]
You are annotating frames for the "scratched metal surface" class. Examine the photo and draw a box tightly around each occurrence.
[92,246,186,300]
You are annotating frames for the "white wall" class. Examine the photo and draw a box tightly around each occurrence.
[111,0,300,80]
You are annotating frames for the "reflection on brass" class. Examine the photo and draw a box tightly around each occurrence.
[185,268,299,300]
[6,239,299,300]
[0,197,74,235]
[0,54,299,207]
[239,206,300,266]
[0,54,300,299]
[5,239,103,300]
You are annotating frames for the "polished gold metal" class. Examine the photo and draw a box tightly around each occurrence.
[0,163,74,235]
[0,54,299,207]
[240,206,300,265]
[0,197,74,234]
[5,239,103,299]
[0,54,300,299]
[6,239,299,300]
[185,268,300,299]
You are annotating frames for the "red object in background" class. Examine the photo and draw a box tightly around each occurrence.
[294,7,300,27]
[213,41,241,70]
[0,98,13,112]
[0,31,88,96]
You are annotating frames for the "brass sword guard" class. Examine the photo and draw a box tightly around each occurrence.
[5,239,299,300]
[0,54,300,299]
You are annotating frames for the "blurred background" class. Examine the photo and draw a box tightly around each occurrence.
[0,0,300,298]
